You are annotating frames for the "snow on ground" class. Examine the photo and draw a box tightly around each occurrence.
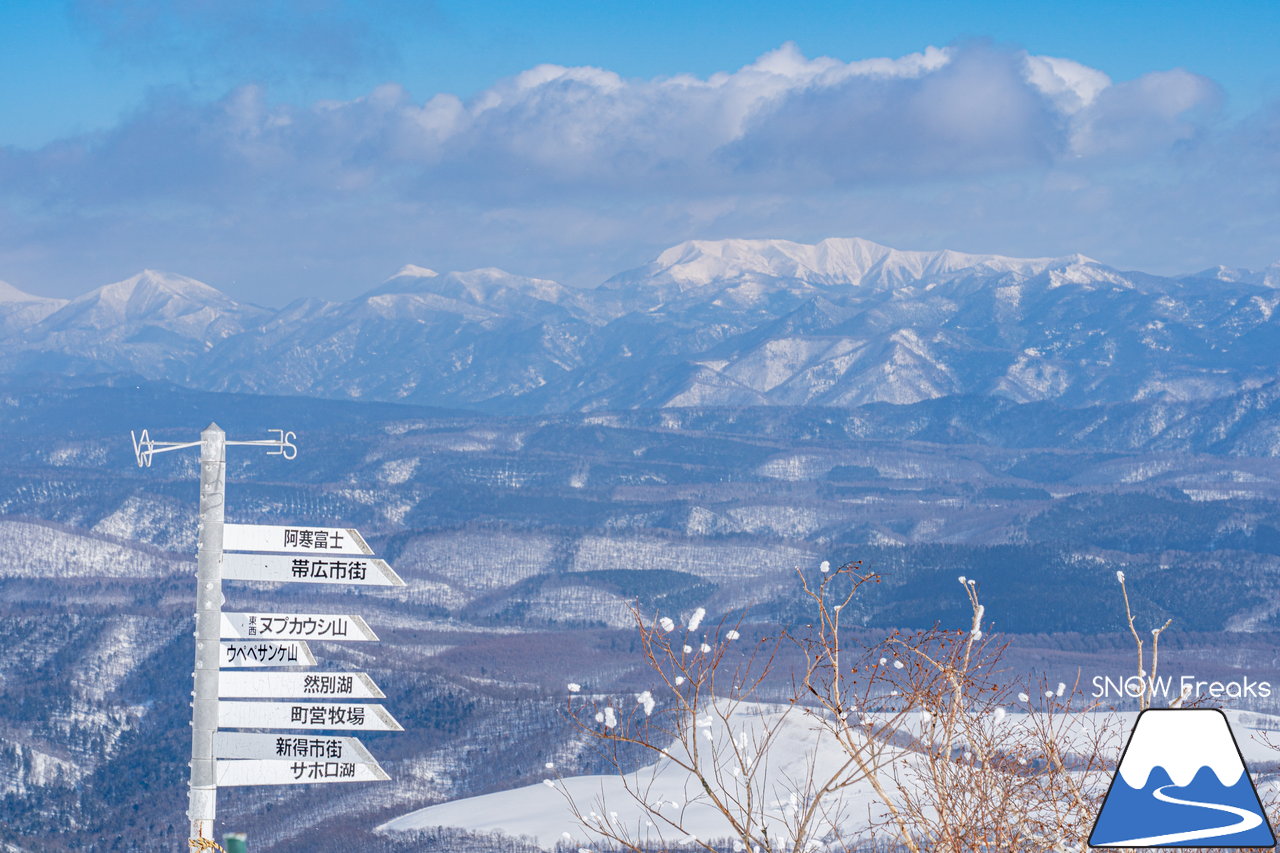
[378,704,1280,851]
[399,529,559,591]
[570,534,814,580]
[380,701,900,848]
[0,520,187,579]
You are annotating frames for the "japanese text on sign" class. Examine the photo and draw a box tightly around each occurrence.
[275,737,346,759]
[282,528,346,550]
[246,616,351,638]
[225,643,298,664]
[290,705,366,726]
[291,761,358,780]
[290,558,367,581]
[303,675,354,694]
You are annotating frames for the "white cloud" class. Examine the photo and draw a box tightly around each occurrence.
[0,41,1272,301]
[1066,69,1223,157]
[8,41,1222,201]
[1022,55,1112,113]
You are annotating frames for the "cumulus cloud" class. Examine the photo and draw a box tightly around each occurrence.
[722,43,1065,182]
[1066,69,1223,157]
[9,41,1224,199]
[0,41,1272,300]
[387,40,1220,191]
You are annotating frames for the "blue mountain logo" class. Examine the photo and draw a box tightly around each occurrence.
[1090,709,1276,848]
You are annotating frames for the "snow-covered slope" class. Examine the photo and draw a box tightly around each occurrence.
[381,701,906,848]
[205,264,600,404]
[31,269,268,343]
[0,280,66,341]
[1191,263,1280,289]
[0,279,60,305]
[0,518,189,579]
[585,240,1277,410]
[6,270,271,379]
[364,265,590,315]
[619,236,1087,292]
[380,706,1280,850]
[2,240,1278,411]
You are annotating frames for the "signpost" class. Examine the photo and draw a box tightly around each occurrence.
[221,553,403,586]
[214,731,378,762]
[219,700,403,731]
[220,640,317,668]
[220,612,379,642]
[216,759,390,786]
[131,424,404,849]
[217,671,385,699]
[224,523,373,555]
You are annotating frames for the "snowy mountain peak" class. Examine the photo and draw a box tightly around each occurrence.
[649,237,891,286]
[637,237,1094,291]
[0,280,67,339]
[366,266,575,310]
[32,269,267,344]
[85,269,242,313]
[386,264,439,281]
[0,279,62,304]
[1189,263,1280,288]
[1206,265,1247,282]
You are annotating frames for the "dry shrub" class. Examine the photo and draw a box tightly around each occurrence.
[558,564,1270,852]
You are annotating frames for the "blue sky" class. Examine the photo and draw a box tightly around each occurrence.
[1,1,1278,301]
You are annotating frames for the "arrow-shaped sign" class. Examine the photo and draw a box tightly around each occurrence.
[218,671,384,700]
[224,524,374,556]
[215,758,388,786]
[220,641,316,668]
[214,731,377,763]
[222,553,404,587]
[218,701,403,731]
[221,612,379,642]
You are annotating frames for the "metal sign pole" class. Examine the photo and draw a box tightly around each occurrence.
[189,423,226,843]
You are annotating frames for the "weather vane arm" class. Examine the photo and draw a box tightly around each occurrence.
[130,430,200,467]
[226,429,297,459]
[132,428,297,466]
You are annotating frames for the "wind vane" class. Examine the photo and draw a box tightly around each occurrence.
[131,427,297,467]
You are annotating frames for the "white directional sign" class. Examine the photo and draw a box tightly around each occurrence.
[219,700,403,731]
[216,758,388,787]
[220,640,316,668]
[131,424,404,838]
[224,523,373,556]
[218,671,385,699]
[221,612,379,642]
[222,553,404,586]
[214,731,376,763]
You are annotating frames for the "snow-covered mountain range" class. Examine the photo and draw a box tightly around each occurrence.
[2,238,1278,412]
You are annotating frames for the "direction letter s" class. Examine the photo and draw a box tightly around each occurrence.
[270,429,298,460]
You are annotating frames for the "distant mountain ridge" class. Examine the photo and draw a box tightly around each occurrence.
[623,237,1093,292]
[2,238,1278,413]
